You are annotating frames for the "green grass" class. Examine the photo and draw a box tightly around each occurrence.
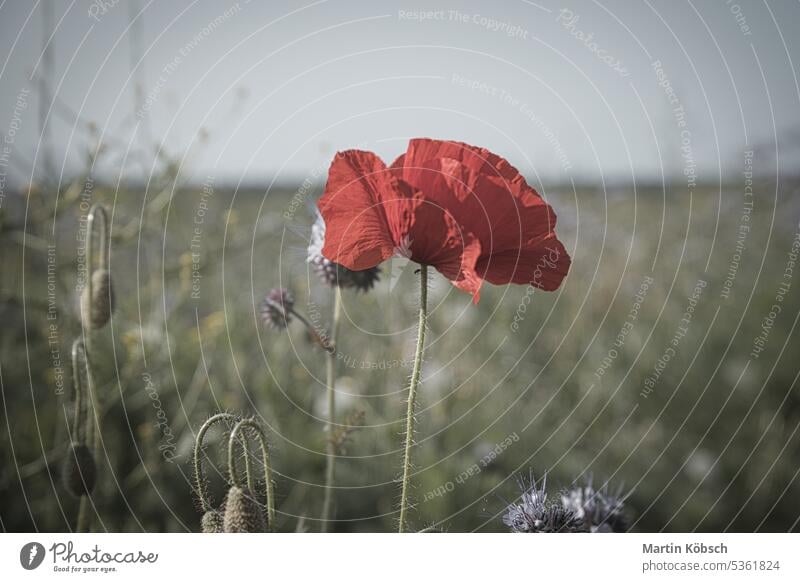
[1,177,799,532]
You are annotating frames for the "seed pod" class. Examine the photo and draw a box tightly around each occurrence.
[62,444,96,497]
[201,510,224,533]
[81,269,114,329]
[223,486,266,533]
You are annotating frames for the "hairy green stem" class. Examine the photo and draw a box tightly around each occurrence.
[193,412,236,513]
[228,419,275,530]
[320,286,342,532]
[398,265,428,533]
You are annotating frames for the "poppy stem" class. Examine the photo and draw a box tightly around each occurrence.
[321,286,342,531]
[399,264,428,533]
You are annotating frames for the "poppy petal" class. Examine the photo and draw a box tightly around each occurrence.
[477,238,571,291]
[406,203,483,302]
[317,139,571,302]
[319,150,398,270]
[445,235,483,302]
[401,138,526,187]
[398,156,557,255]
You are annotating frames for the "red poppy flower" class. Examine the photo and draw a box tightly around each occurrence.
[318,138,570,303]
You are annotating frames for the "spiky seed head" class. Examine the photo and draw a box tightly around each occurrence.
[81,269,114,329]
[62,444,96,497]
[502,473,582,533]
[223,486,266,533]
[340,265,381,292]
[260,288,294,329]
[539,504,584,533]
[561,478,628,532]
[502,476,547,533]
[307,213,380,292]
[201,510,224,533]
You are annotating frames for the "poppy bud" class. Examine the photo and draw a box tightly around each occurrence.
[223,486,266,533]
[62,444,96,497]
[81,269,114,329]
[201,510,224,533]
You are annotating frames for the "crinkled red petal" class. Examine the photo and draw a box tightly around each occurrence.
[477,237,571,291]
[321,140,571,301]
[319,150,400,270]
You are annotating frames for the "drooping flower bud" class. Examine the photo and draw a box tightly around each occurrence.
[223,486,266,533]
[201,510,224,533]
[193,412,240,533]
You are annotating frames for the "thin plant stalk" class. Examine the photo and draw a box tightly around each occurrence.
[398,265,428,533]
[320,286,342,532]
[290,308,331,351]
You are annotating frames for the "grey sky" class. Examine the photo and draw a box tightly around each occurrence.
[1,0,798,187]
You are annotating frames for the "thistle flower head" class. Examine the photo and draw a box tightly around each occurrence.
[502,474,582,533]
[261,288,294,329]
[308,212,380,292]
[561,477,628,532]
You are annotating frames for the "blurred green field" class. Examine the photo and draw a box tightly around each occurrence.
[2,174,800,532]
